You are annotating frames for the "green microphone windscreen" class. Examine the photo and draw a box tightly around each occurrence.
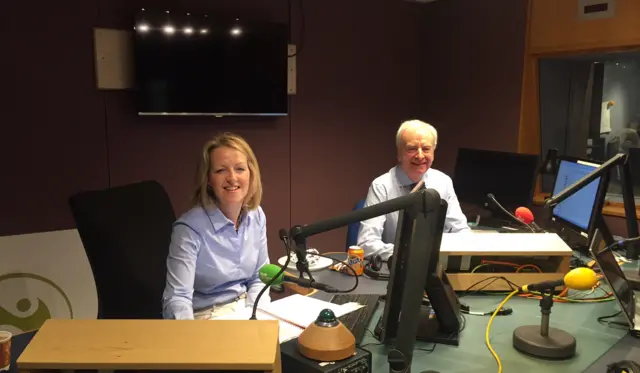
[258,264,285,286]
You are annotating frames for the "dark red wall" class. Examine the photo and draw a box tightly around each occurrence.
[1,0,535,258]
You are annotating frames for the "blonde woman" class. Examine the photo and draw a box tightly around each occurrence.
[162,133,270,320]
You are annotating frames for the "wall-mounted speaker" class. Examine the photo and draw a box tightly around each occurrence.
[93,28,134,90]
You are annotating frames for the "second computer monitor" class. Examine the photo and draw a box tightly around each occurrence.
[453,148,539,211]
[550,157,602,235]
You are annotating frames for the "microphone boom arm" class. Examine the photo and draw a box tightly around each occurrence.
[290,192,435,241]
[289,191,437,281]
[544,153,624,209]
[286,189,443,373]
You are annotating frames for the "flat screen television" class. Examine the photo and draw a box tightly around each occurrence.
[133,9,289,116]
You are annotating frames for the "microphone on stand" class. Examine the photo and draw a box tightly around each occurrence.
[258,264,341,293]
[519,267,598,293]
[515,206,544,233]
[290,225,316,282]
[486,193,535,233]
[250,229,292,320]
[512,267,599,359]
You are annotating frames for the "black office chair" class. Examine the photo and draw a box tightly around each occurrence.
[68,180,176,319]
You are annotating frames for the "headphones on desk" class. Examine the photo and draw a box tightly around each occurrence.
[364,254,393,280]
[607,360,640,373]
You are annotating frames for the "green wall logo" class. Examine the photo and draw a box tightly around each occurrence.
[0,273,74,333]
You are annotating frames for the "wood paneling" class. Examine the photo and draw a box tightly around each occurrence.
[518,0,640,219]
[529,0,640,54]
[517,0,539,155]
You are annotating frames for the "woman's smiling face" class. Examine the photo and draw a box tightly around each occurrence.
[208,146,251,209]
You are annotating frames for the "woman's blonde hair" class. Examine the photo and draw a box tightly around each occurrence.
[192,132,262,210]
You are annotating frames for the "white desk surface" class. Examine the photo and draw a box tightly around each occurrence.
[440,232,573,256]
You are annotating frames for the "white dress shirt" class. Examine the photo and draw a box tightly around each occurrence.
[162,206,270,320]
[357,166,470,259]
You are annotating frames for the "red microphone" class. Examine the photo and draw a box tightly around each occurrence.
[515,207,543,232]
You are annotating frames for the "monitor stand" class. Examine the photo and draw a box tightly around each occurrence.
[374,272,461,346]
[593,216,640,291]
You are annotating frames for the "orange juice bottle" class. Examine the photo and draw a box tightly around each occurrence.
[347,246,365,276]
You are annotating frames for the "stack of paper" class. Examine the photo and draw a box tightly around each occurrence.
[213,294,363,343]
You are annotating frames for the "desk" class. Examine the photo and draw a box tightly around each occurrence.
[311,253,632,373]
[6,257,636,373]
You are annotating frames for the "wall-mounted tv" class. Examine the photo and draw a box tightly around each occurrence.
[133,9,289,116]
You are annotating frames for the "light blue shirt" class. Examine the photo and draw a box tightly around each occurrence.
[358,166,470,259]
[162,205,270,320]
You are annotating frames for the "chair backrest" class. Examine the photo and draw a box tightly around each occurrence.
[68,180,176,319]
[345,199,366,251]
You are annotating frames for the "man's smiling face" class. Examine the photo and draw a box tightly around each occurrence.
[397,127,435,182]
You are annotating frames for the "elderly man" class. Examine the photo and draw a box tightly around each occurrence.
[357,119,470,259]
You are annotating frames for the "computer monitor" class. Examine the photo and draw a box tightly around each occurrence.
[550,157,603,236]
[453,148,539,211]
[545,152,639,286]
[288,188,462,372]
[374,197,461,349]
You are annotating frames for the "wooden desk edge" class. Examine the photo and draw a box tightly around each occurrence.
[16,319,282,373]
[442,249,572,256]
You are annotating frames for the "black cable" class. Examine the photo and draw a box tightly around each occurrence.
[597,310,629,329]
[102,95,111,188]
[360,329,436,353]
[604,236,640,252]
[301,251,359,293]
[250,231,292,320]
[457,275,519,298]
[287,0,304,57]
[96,1,111,188]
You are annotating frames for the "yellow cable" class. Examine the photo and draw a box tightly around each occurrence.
[486,289,519,373]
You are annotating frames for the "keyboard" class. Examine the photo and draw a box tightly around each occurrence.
[330,294,380,344]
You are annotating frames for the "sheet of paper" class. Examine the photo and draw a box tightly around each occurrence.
[600,101,611,134]
[259,294,363,329]
[211,307,303,343]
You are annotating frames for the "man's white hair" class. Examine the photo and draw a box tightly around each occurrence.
[396,119,438,148]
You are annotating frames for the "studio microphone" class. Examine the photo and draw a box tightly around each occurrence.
[515,206,544,233]
[486,193,535,233]
[520,267,598,293]
[250,229,291,320]
[259,264,341,293]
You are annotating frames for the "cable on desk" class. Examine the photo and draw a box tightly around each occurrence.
[458,274,614,306]
[305,251,359,293]
[360,329,436,353]
[470,260,542,274]
[597,310,629,329]
[486,289,519,373]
